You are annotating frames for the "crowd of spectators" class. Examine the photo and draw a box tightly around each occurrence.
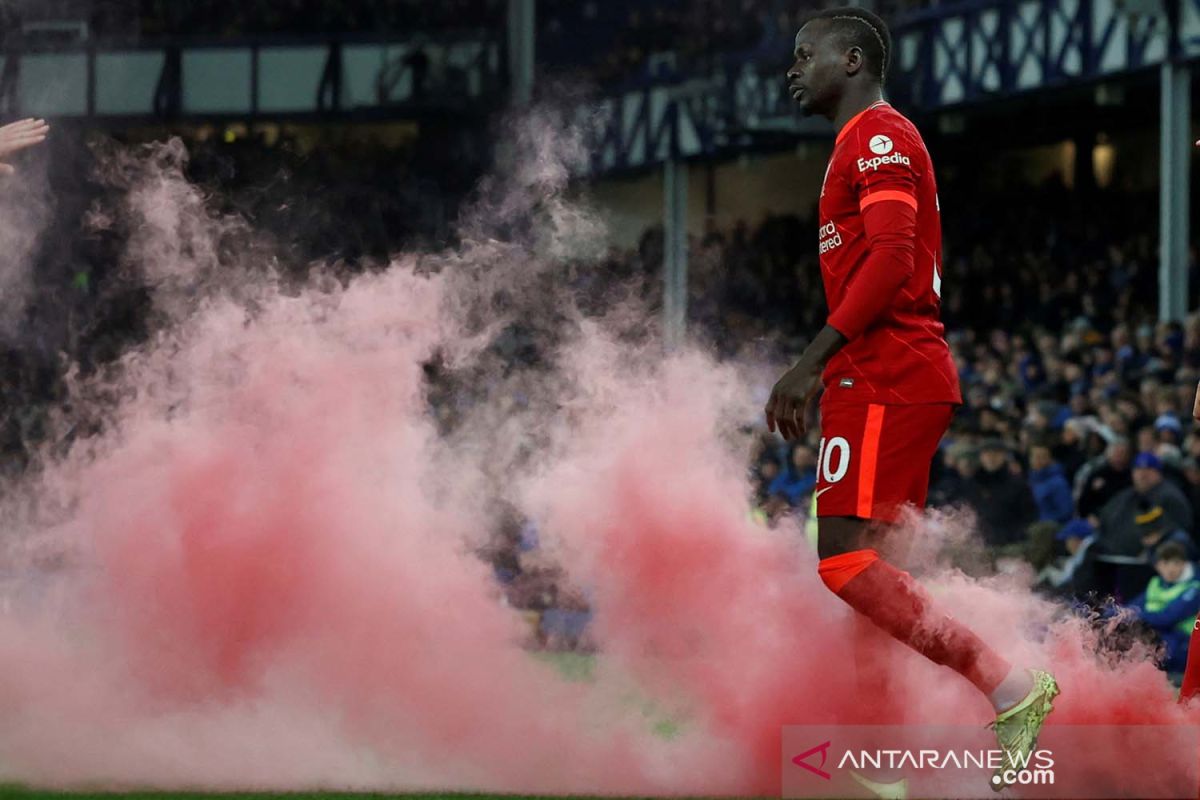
[0,125,482,478]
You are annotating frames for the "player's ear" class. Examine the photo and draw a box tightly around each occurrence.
[844,45,865,77]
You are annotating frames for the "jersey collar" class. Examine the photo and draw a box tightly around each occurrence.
[835,100,890,146]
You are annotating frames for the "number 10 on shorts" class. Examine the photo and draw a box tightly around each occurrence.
[817,436,851,484]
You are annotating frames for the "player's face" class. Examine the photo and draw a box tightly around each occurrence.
[786,22,843,118]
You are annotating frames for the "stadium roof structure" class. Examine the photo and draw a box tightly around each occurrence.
[0,31,503,122]
[891,0,1198,109]
[574,0,1198,174]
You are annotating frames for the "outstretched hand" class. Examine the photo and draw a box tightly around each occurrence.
[0,118,50,176]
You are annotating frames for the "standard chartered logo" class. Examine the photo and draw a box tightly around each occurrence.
[818,221,843,255]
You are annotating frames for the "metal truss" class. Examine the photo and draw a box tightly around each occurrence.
[891,0,1196,108]
[582,0,1199,172]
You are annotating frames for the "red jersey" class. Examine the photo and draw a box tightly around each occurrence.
[817,101,962,406]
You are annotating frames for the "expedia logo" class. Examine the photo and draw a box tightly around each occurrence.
[868,134,893,155]
[857,152,911,172]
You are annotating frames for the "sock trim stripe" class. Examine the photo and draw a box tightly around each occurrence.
[818,548,880,593]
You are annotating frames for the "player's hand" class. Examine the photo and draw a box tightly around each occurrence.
[0,118,49,176]
[1192,381,1200,422]
[765,360,822,442]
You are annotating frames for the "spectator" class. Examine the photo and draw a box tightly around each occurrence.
[1096,453,1194,557]
[1075,437,1134,519]
[1156,413,1184,445]
[1036,518,1097,594]
[1136,505,1197,563]
[1182,457,1200,518]
[1054,417,1094,484]
[1028,440,1074,524]
[1127,541,1200,675]
[928,441,979,509]
[1157,442,1190,493]
[766,443,817,507]
[970,439,1038,548]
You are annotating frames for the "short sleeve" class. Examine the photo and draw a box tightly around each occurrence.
[848,128,920,214]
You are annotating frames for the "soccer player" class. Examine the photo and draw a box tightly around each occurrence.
[764,8,1059,792]
[0,118,49,177]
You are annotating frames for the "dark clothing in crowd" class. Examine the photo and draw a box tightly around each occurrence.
[1097,484,1195,557]
[1030,463,1074,524]
[1076,458,1133,519]
[968,466,1039,547]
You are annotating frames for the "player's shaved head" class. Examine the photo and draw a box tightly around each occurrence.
[803,7,891,84]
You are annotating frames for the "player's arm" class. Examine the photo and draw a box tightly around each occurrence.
[766,146,918,441]
[826,152,919,341]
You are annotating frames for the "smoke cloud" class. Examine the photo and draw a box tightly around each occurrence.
[0,109,1195,797]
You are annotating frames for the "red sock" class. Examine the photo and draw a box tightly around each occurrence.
[852,612,900,724]
[819,549,1012,696]
[1180,620,1200,703]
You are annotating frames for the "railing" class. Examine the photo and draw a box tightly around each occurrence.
[0,31,505,120]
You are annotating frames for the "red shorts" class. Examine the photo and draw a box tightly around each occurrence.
[814,399,954,523]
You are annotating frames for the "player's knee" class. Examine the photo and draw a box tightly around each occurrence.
[816,534,848,561]
[816,517,870,560]
[817,549,880,594]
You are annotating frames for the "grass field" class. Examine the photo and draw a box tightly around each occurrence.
[0,792,747,800]
[0,791,768,800]
[0,654,710,800]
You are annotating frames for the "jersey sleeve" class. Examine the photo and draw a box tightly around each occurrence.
[848,126,920,213]
[826,128,921,341]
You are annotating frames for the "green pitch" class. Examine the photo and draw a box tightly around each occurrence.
[0,792,765,800]
[0,655,709,800]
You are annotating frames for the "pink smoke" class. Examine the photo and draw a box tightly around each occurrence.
[0,113,1194,798]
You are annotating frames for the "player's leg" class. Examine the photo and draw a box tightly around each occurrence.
[814,403,1014,699]
[817,513,1013,698]
[813,401,1059,791]
[816,516,895,725]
